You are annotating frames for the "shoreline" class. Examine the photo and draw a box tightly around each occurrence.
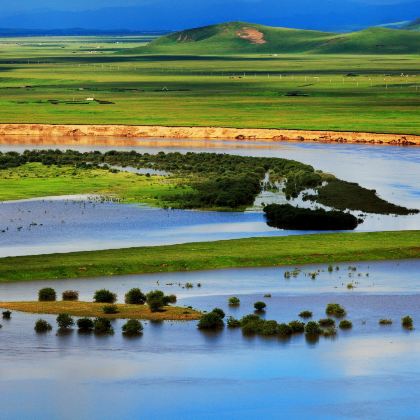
[0,123,419,146]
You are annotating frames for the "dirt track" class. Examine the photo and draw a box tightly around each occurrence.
[0,123,418,146]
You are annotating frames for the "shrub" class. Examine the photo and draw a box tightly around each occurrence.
[289,320,305,333]
[185,282,194,289]
[77,317,94,332]
[299,310,312,319]
[379,319,393,325]
[62,290,79,301]
[305,321,322,336]
[402,316,414,329]
[278,323,293,337]
[124,288,146,305]
[339,320,353,329]
[197,312,224,330]
[38,288,56,302]
[261,320,279,336]
[323,327,337,337]
[56,313,74,330]
[102,304,119,314]
[319,318,335,327]
[2,310,11,319]
[94,289,117,304]
[227,316,241,328]
[228,296,240,306]
[240,314,261,326]
[254,301,266,312]
[122,319,143,336]
[326,303,346,318]
[146,290,166,312]
[34,319,52,333]
[264,294,272,298]
[211,308,225,319]
[242,319,264,335]
[164,294,177,305]
[93,318,114,334]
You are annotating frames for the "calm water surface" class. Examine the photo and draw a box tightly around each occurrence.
[1,260,420,419]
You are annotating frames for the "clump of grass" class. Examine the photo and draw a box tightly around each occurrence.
[299,310,313,319]
[34,319,52,333]
[62,290,79,301]
[339,320,353,329]
[402,316,414,330]
[379,319,393,325]
[102,304,119,314]
[323,327,337,337]
[38,288,56,302]
[326,303,346,318]
[228,296,240,306]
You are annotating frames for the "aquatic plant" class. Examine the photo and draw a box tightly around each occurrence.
[260,320,279,336]
[62,290,79,301]
[2,310,11,319]
[319,318,335,327]
[326,303,346,318]
[299,310,313,319]
[288,320,305,333]
[56,313,74,330]
[38,288,56,302]
[254,301,267,312]
[34,319,52,333]
[211,308,225,319]
[197,311,224,330]
[228,296,240,306]
[122,319,143,336]
[305,321,322,336]
[93,318,114,334]
[77,317,94,332]
[339,320,353,329]
[102,305,119,314]
[227,316,241,328]
[124,288,146,305]
[379,319,393,325]
[94,289,117,304]
[402,316,414,330]
[323,327,337,337]
[277,323,293,337]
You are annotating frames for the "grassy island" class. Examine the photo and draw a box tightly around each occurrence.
[0,301,201,321]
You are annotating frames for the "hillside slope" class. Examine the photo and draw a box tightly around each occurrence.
[135,21,420,54]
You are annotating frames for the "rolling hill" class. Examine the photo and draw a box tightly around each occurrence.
[137,21,420,54]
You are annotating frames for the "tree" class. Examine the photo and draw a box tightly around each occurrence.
[77,318,94,332]
[254,301,266,312]
[125,288,146,305]
[94,289,117,304]
[146,290,166,312]
[197,311,224,330]
[34,319,52,333]
[56,313,74,330]
[122,319,143,336]
[38,288,56,302]
[93,318,114,334]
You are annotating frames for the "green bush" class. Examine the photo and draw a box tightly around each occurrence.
[102,304,119,314]
[228,296,240,306]
[34,319,52,333]
[339,320,353,329]
[278,323,293,337]
[197,311,224,330]
[299,310,312,319]
[241,319,264,335]
[379,319,393,325]
[62,290,79,301]
[122,319,143,336]
[227,316,241,328]
[240,314,261,326]
[305,321,322,336]
[319,318,335,327]
[2,310,11,319]
[402,316,414,329]
[56,313,74,329]
[164,294,177,304]
[124,288,146,305]
[77,317,94,332]
[94,289,117,304]
[211,308,225,319]
[289,320,305,333]
[146,290,166,312]
[93,318,114,334]
[38,288,56,302]
[261,320,279,336]
[323,327,337,337]
[254,301,267,312]
[326,303,346,318]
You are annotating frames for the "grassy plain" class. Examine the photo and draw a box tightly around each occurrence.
[0,36,419,134]
[0,301,201,320]
[0,231,419,282]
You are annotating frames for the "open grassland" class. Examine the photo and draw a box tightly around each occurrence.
[0,36,419,134]
[0,231,419,282]
[0,301,201,321]
[0,163,188,204]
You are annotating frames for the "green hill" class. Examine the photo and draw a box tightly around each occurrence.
[404,18,420,31]
[135,21,420,54]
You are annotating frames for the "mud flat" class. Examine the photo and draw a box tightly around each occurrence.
[0,124,419,146]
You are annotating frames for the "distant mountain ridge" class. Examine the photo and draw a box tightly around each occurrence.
[137,21,420,54]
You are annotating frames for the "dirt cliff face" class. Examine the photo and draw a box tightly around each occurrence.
[0,123,418,146]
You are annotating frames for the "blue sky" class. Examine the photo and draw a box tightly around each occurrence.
[1,0,419,30]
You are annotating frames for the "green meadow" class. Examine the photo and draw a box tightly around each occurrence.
[0,34,419,134]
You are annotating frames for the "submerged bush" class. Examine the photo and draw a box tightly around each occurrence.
[56,313,74,330]
[102,304,119,314]
[242,319,264,335]
[62,290,79,301]
[305,321,322,336]
[299,310,313,319]
[379,319,393,325]
[197,311,224,330]
[339,320,353,330]
[260,320,279,336]
[211,308,225,319]
[93,318,114,334]
[34,319,52,333]
[124,288,146,305]
[402,316,414,330]
[122,319,143,336]
[289,320,305,333]
[254,301,267,312]
[319,318,335,328]
[77,317,94,332]
[278,323,293,338]
[227,316,241,328]
[94,289,117,304]
[326,303,346,318]
[228,296,240,306]
[2,310,11,319]
[38,288,56,302]
[323,327,337,337]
